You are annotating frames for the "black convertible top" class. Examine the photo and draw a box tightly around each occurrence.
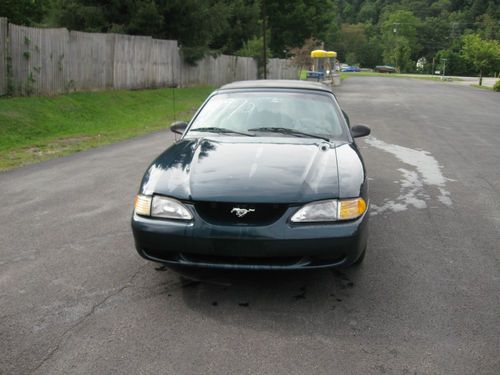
[219,80,333,93]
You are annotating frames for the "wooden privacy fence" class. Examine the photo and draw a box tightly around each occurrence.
[0,18,7,95]
[0,18,299,96]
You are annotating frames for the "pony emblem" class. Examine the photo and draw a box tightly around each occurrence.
[231,207,255,217]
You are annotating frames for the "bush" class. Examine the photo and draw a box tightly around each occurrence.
[493,80,500,92]
[180,46,208,65]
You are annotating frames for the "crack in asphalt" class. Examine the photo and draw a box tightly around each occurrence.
[27,264,148,375]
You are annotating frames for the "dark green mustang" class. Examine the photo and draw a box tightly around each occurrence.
[132,80,371,270]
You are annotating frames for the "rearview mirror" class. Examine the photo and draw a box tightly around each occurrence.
[170,121,188,135]
[351,124,371,138]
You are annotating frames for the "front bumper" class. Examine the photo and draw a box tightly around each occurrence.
[131,206,369,270]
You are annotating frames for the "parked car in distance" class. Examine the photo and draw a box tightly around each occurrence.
[131,80,371,270]
[306,71,325,81]
[341,66,361,72]
[374,65,396,73]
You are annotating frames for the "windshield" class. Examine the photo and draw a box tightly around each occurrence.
[189,90,346,140]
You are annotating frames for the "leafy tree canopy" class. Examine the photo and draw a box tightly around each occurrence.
[461,33,500,83]
[0,0,498,75]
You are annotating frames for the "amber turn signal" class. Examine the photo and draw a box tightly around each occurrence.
[338,198,367,220]
[134,194,152,216]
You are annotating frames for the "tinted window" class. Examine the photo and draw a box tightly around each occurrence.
[190,90,345,138]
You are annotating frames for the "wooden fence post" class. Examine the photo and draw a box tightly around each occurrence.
[0,17,7,96]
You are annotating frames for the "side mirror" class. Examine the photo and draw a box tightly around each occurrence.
[170,121,188,135]
[351,124,371,138]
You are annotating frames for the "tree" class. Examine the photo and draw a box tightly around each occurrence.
[383,36,412,71]
[161,0,230,63]
[429,0,452,17]
[435,49,470,75]
[266,0,336,57]
[46,0,107,32]
[0,0,45,25]
[418,17,452,59]
[381,10,420,48]
[289,37,321,76]
[461,34,500,85]
[475,13,500,40]
[357,1,378,24]
[127,1,163,38]
[5,0,499,78]
[336,23,367,66]
[237,35,272,78]
[359,35,383,68]
[380,10,421,72]
[209,0,261,54]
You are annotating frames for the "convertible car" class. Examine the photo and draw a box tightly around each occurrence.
[131,80,371,270]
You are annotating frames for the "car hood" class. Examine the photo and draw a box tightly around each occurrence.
[140,137,343,203]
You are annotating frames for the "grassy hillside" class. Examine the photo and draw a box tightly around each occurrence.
[0,86,213,170]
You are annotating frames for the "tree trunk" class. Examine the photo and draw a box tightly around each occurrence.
[479,70,483,86]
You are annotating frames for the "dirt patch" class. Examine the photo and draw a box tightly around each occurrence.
[16,135,101,161]
[1,135,103,170]
[23,135,98,158]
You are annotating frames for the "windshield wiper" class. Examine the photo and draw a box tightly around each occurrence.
[191,127,254,137]
[248,127,330,142]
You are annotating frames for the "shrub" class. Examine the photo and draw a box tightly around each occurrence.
[493,80,500,92]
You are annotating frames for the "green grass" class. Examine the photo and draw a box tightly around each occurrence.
[340,71,463,82]
[471,84,493,90]
[0,86,213,170]
[299,69,458,82]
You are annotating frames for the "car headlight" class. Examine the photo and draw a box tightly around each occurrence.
[291,200,338,222]
[290,198,366,223]
[134,194,193,220]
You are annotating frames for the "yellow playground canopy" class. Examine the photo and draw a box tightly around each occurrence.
[311,50,337,58]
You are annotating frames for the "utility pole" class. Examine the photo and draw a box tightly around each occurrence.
[441,58,447,80]
[393,23,400,72]
[262,0,267,79]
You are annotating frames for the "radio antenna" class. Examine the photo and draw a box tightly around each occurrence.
[172,85,176,121]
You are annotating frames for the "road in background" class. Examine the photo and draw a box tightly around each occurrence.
[1,78,499,374]
[346,73,498,88]
[447,76,497,87]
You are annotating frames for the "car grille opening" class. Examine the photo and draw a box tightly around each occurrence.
[141,249,348,268]
[180,253,306,267]
[194,201,288,225]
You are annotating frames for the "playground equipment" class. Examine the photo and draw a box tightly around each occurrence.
[306,50,339,85]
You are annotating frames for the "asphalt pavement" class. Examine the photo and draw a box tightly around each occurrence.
[1,77,499,374]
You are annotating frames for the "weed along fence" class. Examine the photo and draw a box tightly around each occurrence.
[0,18,298,96]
